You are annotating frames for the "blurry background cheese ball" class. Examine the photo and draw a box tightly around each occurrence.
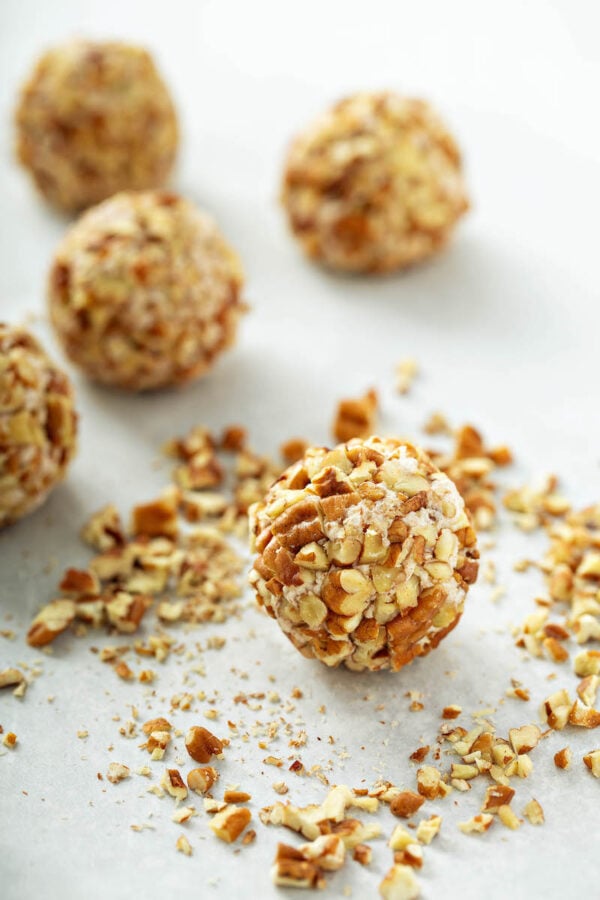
[48,190,245,391]
[250,436,479,672]
[15,40,178,211]
[281,92,469,273]
[0,323,78,529]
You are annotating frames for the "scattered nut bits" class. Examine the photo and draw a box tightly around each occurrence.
[282,92,468,273]
[0,668,26,694]
[175,834,193,856]
[497,805,521,830]
[395,359,418,396]
[0,324,78,529]
[389,792,425,819]
[209,805,252,843]
[49,191,246,390]
[3,732,18,749]
[523,799,545,825]
[249,436,479,671]
[26,428,248,649]
[106,762,130,784]
[428,423,511,531]
[187,767,219,795]
[553,747,572,770]
[503,475,570,532]
[185,726,224,763]
[271,843,325,890]
[379,862,421,900]
[508,724,541,755]
[583,750,600,777]
[333,389,378,443]
[415,815,442,845]
[458,813,494,835]
[161,769,188,802]
[27,600,76,648]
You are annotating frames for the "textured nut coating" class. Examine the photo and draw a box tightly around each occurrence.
[15,40,178,211]
[249,436,479,672]
[0,324,77,529]
[282,92,468,273]
[48,191,245,390]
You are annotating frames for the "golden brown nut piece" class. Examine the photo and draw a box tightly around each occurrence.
[281,92,469,273]
[48,191,245,391]
[0,323,78,528]
[249,436,478,672]
[15,40,178,212]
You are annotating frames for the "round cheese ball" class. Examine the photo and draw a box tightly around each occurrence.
[0,324,78,529]
[48,191,245,391]
[281,92,469,273]
[15,40,178,211]
[249,437,479,672]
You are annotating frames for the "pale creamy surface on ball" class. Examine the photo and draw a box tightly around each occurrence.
[250,436,479,671]
[0,324,78,528]
[282,92,469,273]
[15,40,178,211]
[48,191,245,391]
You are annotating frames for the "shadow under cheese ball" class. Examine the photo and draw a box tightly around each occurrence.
[249,436,479,672]
[0,323,78,529]
[48,191,246,391]
[281,92,469,273]
[15,40,178,212]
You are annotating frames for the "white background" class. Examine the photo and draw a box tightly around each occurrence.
[0,1,599,898]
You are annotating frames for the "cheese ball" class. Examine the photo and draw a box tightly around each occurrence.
[0,324,78,529]
[249,437,479,672]
[281,92,469,273]
[48,191,245,391]
[15,40,178,211]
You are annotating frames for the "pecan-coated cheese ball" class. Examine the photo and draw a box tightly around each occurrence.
[0,324,78,528]
[48,191,245,391]
[249,437,479,672]
[15,40,178,211]
[282,92,469,273]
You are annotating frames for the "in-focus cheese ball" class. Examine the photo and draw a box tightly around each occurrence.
[249,437,479,672]
[15,40,178,211]
[281,92,469,273]
[0,324,78,529]
[48,191,245,391]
